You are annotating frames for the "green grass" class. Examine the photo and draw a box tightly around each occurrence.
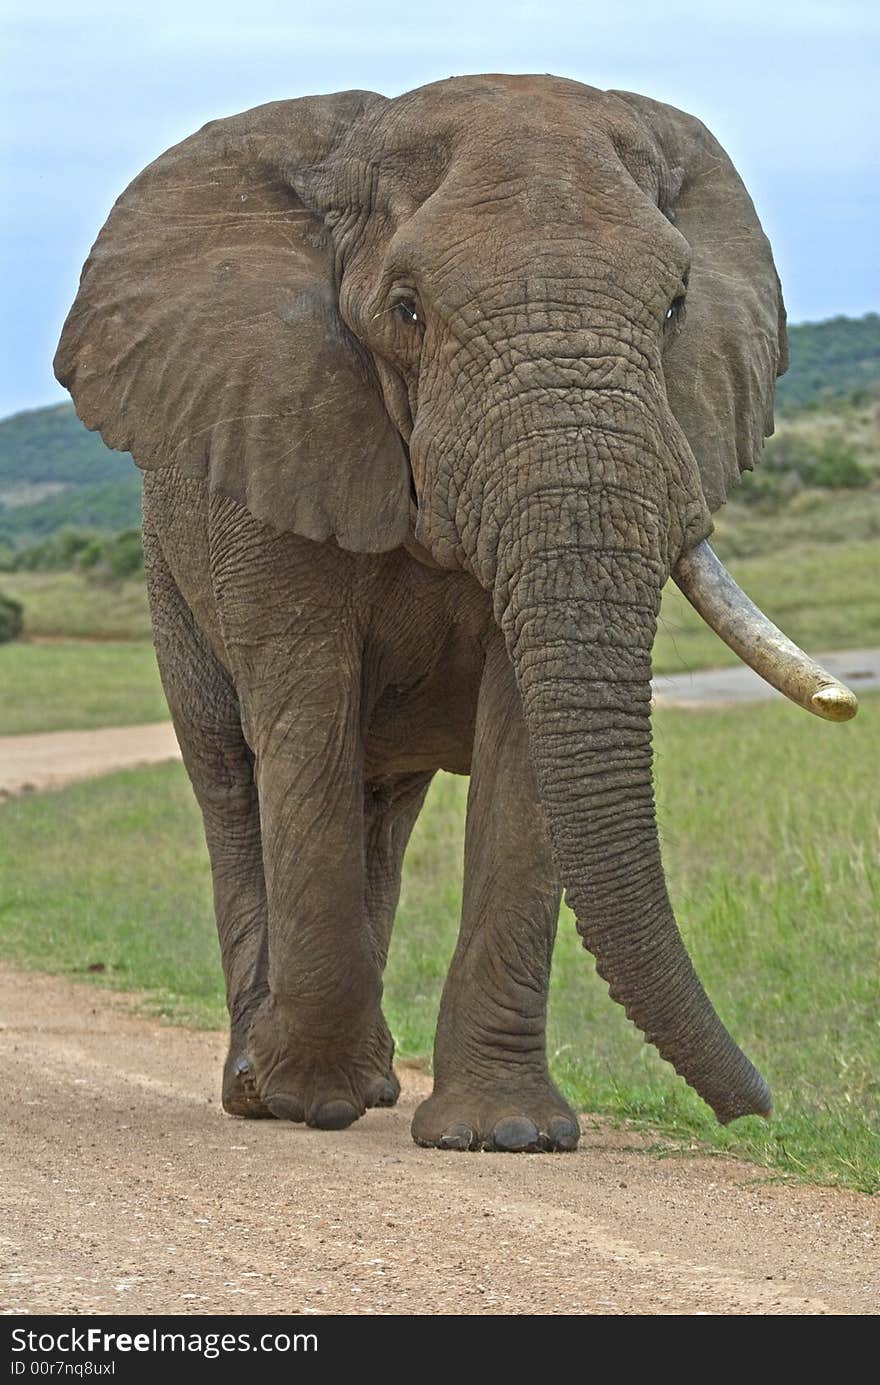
[712,487,880,558]
[0,570,163,733]
[0,640,167,734]
[1,696,877,1190]
[0,763,220,1026]
[1,570,151,640]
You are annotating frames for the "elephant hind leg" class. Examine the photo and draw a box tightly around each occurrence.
[362,770,435,1106]
[143,523,271,1118]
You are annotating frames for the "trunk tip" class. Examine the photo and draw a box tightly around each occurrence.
[810,684,858,723]
[714,1077,773,1126]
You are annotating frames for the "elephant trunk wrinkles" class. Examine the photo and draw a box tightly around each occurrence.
[491,489,771,1123]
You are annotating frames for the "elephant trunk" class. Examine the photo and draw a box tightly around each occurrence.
[492,490,771,1123]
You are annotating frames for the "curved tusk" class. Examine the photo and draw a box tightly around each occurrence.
[672,540,859,723]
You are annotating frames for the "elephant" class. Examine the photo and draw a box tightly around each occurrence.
[55,74,858,1153]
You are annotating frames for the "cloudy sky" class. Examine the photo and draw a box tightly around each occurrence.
[1,0,877,417]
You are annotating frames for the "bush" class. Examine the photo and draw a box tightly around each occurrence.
[76,528,143,579]
[13,528,96,571]
[737,469,790,510]
[8,526,144,578]
[809,438,871,489]
[0,592,23,643]
[765,432,870,488]
[105,529,144,579]
[737,431,872,510]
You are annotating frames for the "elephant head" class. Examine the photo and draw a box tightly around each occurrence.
[55,75,857,1124]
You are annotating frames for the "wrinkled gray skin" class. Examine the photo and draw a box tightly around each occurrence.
[56,75,787,1151]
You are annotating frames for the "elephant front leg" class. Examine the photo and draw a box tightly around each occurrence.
[243,688,396,1130]
[412,636,580,1153]
[144,524,271,1119]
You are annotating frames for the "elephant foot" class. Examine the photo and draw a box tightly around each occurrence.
[242,998,399,1130]
[411,1084,580,1153]
[222,1049,276,1119]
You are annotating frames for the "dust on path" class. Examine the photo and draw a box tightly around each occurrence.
[0,967,876,1316]
[0,722,180,797]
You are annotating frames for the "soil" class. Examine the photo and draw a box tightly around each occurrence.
[0,722,180,797]
[3,646,876,799]
[1,967,877,1316]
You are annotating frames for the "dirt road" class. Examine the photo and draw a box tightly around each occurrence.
[1,968,877,1316]
[0,722,181,797]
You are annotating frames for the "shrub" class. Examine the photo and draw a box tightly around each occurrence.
[9,526,144,578]
[104,529,144,579]
[738,431,872,508]
[736,468,796,510]
[13,528,95,571]
[0,592,23,643]
[809,438,871,489]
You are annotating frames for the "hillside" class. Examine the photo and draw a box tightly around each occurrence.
[0,405,139,545]
[0,313,876,548]
[777,314,880,412]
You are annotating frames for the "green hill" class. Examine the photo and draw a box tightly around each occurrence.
[0,404,139,545]
[777,313,880,412]
[0,314,876,548]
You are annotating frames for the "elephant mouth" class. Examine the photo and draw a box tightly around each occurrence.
[672,540,859,722]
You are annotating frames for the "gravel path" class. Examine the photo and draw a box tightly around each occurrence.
[1,968,877,1316]
[0,721,181,796]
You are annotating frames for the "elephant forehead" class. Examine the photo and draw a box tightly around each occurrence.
[349,78,666,226]
[378,170,685,309]
[379,72,619,140]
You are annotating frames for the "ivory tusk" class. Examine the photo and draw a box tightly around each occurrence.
[672,540,859,723]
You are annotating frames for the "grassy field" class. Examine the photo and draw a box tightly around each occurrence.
[1,570,152,640]
[1,694,876,1190]
[0,641,167,735]
[0,570,160,734]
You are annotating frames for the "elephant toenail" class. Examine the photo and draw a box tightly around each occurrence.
[266,1095,305,1122]
[439,1123,475,1150]
[491,1116,540,1152]
[312,1099,360,1130]
[233,1055,251,1076]
[547,1116,580,1151]
[373,1075,400,1107]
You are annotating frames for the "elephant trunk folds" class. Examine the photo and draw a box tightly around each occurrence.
[492,496,771,1123]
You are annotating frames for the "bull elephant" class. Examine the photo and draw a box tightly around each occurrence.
[55,75,857,1152]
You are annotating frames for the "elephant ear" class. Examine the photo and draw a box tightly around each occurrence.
[612,91,789,511]
[54,92,413,552]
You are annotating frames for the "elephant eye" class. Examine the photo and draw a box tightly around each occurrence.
[665,272,689,325]
[393,298,421,326]
[665,293,686,325]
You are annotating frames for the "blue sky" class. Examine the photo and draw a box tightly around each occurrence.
[1,0,877,417]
